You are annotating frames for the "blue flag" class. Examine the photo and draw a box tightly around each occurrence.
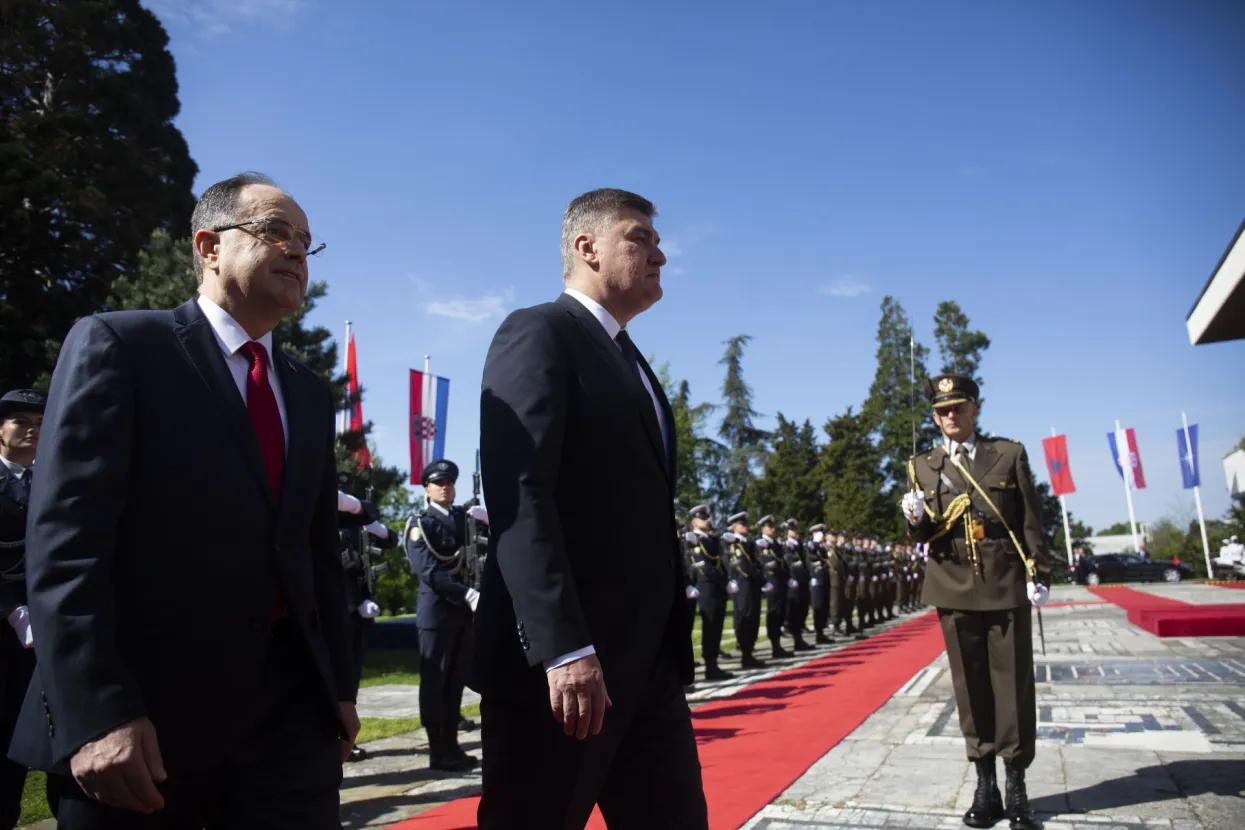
[1176,423,1200,489]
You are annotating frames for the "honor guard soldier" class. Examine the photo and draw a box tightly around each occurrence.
[783,520,813,650]
[337,475,398,762]
[806,524,834,644]
[754,515,791,659]
[829,532,852,636]
[882,544,898,620]
[0,390,53,828]
[677,513,699,666]
[903,375,1048,830]
[856,536,875,629]
[405,458,488,772]
[722,512,765,668]
[686,505,733,680]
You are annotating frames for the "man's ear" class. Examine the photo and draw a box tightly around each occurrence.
[193,230,221,275]
[574,233,598,268]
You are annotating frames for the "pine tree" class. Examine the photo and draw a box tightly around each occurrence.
[863,297,940,495]
[933,300,991,382]
[654,362,715,514]
[714,335,769,516]
[2,0,197,388]
[817,407,893,536]
[750,414,821,525]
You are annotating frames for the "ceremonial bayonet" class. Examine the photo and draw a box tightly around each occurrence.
[1036,606,1046,656]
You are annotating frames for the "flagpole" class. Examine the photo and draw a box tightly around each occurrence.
[1052,427,1075,567]
[1182,410,1213,578]
[340,320,352,435]
[1115,418,1141,553]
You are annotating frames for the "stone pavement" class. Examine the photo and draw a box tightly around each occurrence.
[339,583,1244,828]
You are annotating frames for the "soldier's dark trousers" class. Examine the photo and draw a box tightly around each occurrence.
[349,613,371,691]
[937,606,1036,770]
[686,596,698,655]
[698,592,726,667]
[419,624,472,758]
[733,580,761,653]
[811,579,831,634]
[1,627,36,830]
[787,583,810,634]
[765,585,787,650]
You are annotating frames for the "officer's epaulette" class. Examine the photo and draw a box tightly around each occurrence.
[980,434,1019,446]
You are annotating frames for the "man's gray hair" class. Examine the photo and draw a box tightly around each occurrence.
[560,188,656,280]
[189,171,278,282]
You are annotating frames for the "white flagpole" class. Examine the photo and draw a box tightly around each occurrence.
[423,355,432,477]
[1182,410,1213,578]
[1051,427,1075,567]
[339,320,352,435]
[1115,418,1141,553]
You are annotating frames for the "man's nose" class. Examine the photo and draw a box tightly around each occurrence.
[652,246,667,267]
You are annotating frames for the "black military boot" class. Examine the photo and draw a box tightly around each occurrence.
[963,757,1005,828]
[771,642,792,659]
[705,661,734,680]
[792,635,816,652]
[1004,762,1039,830]
[347,745,369,763]
[886,607,896,620]
[815,631,834,645]
[741,650,766,669]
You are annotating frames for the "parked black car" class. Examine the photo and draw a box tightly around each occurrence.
[1068,552,1194,586]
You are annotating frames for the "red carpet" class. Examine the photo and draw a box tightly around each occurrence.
[393,613,946,830]
[1088,586,1245,637]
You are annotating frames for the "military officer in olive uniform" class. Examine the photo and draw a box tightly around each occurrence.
[755,515,791,659]
[903,375,1048,830]
[807,524,834,645]
[855,537,875,629]
[686,505,733,680]
[406,458,488,772]
[722,512,765,668]
[0,390,53,827]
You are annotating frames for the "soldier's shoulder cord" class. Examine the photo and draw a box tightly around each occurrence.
[415,513,464,565]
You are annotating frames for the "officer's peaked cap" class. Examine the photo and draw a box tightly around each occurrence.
[0,389,46,419]
[809,523,826,533]
[688,504,711,520]
[727,511,749,525]
[421,458,459,487]
[757,514,776,527]
[926,374,979,408]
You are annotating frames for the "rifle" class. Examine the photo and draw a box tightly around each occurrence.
[359,468,389,597]
[463,450,487,590]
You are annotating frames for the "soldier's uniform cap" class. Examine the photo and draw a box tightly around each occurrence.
[0,389,47,419]
[926,374,979,409]
[421,458,459,487]
[688,504,711,520]
[727,511,749,525]
[757,514,776,527]
[783,518,800,530]
[808,523,826,533]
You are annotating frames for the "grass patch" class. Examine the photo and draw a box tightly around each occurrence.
[19,771,52,827]
[357,703,481,745]
[359,649,421,688]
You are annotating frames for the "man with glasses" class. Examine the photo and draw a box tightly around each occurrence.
[11,172,357,829]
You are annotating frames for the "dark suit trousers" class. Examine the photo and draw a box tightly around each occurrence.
[477,652,707,830]
[938,606,1036,770]
[1,627,43,830]
[418,625,471,732]
[349,614,369,693]
[49,620,342,830]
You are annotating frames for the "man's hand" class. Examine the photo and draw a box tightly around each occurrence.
[338,702,361,763]
[546,654,611,740]
[901,492,925,524]
[70,717,166,814]
[6,606,33,648]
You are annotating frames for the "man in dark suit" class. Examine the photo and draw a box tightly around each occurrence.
[11,172,359,828]
[474,188,708,829]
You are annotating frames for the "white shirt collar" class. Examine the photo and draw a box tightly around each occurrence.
[0,456,27,477]
[428,501,451,517]
[563,287,622,341]
[947,432,978,459]
[197,295,275,365]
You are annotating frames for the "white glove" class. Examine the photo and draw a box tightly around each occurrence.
[337,491,363,514]
[685,584,700,599]
[468,504,489,524]
[812,531,825,543]
[785,540,798,551]
[847,576,855,583]
[359,600,381,619]
[684,531,698,545]
[465,587,481,612]
[809,577,820,587]
[7,606,33,648]
[872,576,879,583]
[787,578,799,590]
[762,580,774,594]
[755,538,770,549]
[901,491,925,524]
[1027,582,1049,608]
[721,532,739,543]
[726,579,740,594]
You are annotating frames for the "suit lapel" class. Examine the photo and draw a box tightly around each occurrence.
[172,299,276,510]
[970,439,997,484]
[556,294,671,480]
[636,353,676,479]
[273,345,313,519]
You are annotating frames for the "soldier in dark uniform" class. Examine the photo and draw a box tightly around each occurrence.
[807,524,834,645]
[337,475,399,762]
[829,532,852,636]
[676,514,698,673]
[882,544,897,620]
[686,505,732,680]
[0,390,53,828]
[755,515,791,659]
[903,375,1048,830]
[722,511,765,668]
[855,536,874,629]
[782,519,813,650]
[405,458,488,772]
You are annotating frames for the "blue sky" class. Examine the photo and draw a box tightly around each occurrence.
[147,0,1245,533]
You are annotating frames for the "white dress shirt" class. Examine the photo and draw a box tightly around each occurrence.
[197,295,289,449]
[946,433,978,464]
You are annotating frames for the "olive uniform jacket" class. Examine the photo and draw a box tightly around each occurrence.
[907,437,1050,611]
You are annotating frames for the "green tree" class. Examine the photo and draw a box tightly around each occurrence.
[1,0,197,389]
[712,335,769,516]
[107,230,195,310]
[1098,522,1133,536]
[863,297,940,495]
[933,300,991,383]
[1034,481,1091,565]
[750,414,821,526]
[654,362,716,514]
[817,407,892,536]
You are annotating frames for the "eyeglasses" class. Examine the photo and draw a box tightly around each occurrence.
[212,217,326,257]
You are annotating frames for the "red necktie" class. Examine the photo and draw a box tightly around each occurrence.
[241,342,286,619]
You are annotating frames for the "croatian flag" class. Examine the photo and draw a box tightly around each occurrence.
[1107,427,1147,489]
[1041,434,1076,496]
[1176,423,1200,489]
[345,334,372,468]
[409,370,450,485]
